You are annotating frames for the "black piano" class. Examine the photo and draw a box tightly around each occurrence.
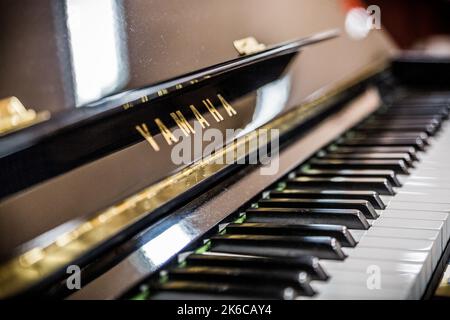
[1,0,450,300]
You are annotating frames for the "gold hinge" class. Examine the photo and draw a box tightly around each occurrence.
[233,37,266,56]
[0,97,50,136]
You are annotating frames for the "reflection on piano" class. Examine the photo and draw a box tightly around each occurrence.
[0,0,450,300]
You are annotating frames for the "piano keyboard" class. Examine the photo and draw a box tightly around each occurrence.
[131,93,450,300]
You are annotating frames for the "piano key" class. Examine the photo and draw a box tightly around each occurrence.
[372,114,444,122]
[185,251,328,281]
[350,131,430,142]
[371,218,445,264]
[185,252,329,280]
[391,189,450,205]
[387,201,450,213]
[350,227,442,257]
[379,108,449,118]
[287,175,395,195]
[209,234,347,260]
[150,280,296,300]
[245,207,370,230]
[376,111,446,119]
[270,189,386,209]
[298,168,401,187]
[318,152,415,167]
[310,282,415,300]
[225,223,357,247]
[394,96,450,105]
[344,229,434,280]
[401,179,450,190]
[366,116,440,125]
[320,258,427,294]
[406,175,450,190]
[356,237,439,270]
[329,146,419,160]
[308,159,410,175]
[258,198,379,219]
[341,137,426,151]
[395,94,450,103]
[341,247,430,266]
[356,124,438,136]
[310,271,420,299]
[381,209,450,241]
[167,267,315,296]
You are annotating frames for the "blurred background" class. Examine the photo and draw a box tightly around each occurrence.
[356,0,450,51]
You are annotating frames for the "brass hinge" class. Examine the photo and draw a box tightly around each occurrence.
[233,37,266,56]
[0,96,50,136]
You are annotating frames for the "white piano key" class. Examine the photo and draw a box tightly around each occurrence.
[342,247,429,265]
[311,270,419,299]
[382,209,450,244]
[360,227,441,253]
[391,192,450,212]
[342,246,432,281]
[410,167,450,178]
[320,258,426,295]
[387,201,450,213]
[398,187,450,197]
[372,214,447,256]
[373,217,444,235]
[357,236,439,269]
[403,180,450,190]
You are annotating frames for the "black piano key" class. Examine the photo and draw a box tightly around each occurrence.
[270,189,386,209]
[358,124,438,135]
[349,132,429,145]
[329,146,419,161]
[394,96,450,105]
[298,168,401,188]
[318,152,415,167]
[185,253,329,280]
[360,131,431,138]
[209,234,347,261]
[167,267,315,296]
[385,104,449,111]
[151,280,296,300]
[226,223,357,247]
[379,108,449,118]
[341,137,426,151]
[245,208,370,230]
[287,175,395,195]
[364,117,441,126]
[258,198,378,219]
[308,159,409,175]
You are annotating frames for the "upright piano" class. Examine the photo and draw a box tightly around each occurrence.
[1,0,450,300]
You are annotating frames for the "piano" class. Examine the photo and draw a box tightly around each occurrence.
[1,0,450,300]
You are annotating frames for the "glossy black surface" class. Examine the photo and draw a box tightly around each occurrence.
[0,30,340,200]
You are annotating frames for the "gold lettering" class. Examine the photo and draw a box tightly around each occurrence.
[189,104,210,128]
[157,89,168,97]
[217,94,237,117]
[170,110,195,136]
[155,118,178,145]
[202,98,224,122]
[135,123,160,151]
